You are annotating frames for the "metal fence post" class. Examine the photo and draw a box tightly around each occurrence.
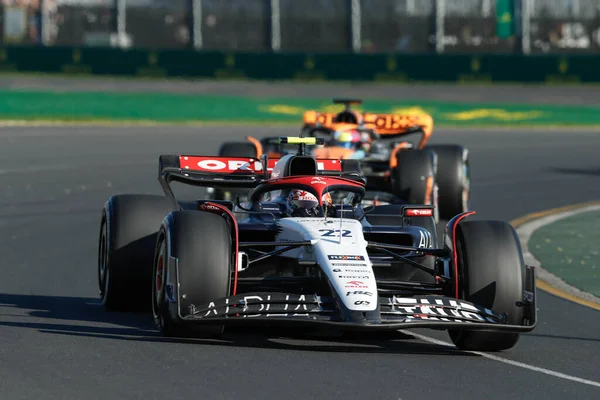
[435,0,445,53]
[193,0,203,49]
[40,0,50,45]
[406,0,415,15]
[116,0,127,48]
[271,0,281,51]
[350,0,361,52]
[522,0,531,54]
[571,0,580,17]
[482,0,492,17]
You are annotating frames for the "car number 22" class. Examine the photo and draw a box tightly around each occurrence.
[319,229,352,237]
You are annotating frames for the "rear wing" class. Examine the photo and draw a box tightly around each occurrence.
[303,111,434,149]
[158,154,363,201]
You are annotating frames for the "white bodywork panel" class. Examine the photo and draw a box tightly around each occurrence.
[275,217,377,312]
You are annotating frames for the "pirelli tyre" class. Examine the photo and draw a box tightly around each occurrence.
[98,194,174,311]
[390,149,439,222]
[449,220,525,351]
[152,211,232,338]
[425,145,470,220]
[211,141,258,201]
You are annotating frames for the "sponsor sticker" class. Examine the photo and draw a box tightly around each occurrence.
[178,156,342,173]
[405,208,433,217]
[328,255,365,261]
[346,291,373,296]
[331,263,368,267]
[344,280,368,288]
[333,268,370,273]
[418,230,432,249]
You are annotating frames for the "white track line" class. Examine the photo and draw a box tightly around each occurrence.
[403,330,600,389]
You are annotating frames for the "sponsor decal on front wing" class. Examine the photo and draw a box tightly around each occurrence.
[383,297,504,323]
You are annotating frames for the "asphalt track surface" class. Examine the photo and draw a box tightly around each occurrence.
[1,125,600,400]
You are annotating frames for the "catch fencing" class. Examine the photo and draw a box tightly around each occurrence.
[2,0,599,54]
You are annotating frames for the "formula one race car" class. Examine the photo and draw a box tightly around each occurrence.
[97,137,536,351]
[212,99,470,221]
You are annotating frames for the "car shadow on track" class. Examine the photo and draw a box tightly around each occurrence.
[527,333,600,343]
[546,166,600,177]
[0,293,471,356]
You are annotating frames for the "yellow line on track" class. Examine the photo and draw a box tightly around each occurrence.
[511,200,600,311]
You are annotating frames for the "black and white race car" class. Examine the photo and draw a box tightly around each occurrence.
[97,137,536,351]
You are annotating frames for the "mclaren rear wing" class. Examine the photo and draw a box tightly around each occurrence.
[303,111,434,149]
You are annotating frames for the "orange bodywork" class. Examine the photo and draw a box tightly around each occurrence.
[267,151,283,159]
[312,146,356,160]
[303,110,434,149]
[424,176,434,205]
[389,142,413,169]
[245,136,263,158]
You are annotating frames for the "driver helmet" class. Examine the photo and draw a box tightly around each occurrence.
[287,190,333,217]
[333,129,362,149]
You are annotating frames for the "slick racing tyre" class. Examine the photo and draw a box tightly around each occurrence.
[98,194,174,311]
[152,211,233,338]
[390,149,439,222]
[449,220,525,351]
[425,145,470,220]
[212,141,258,202]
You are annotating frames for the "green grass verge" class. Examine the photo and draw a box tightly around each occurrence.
[529,210,600,297]
[1,90,600,127]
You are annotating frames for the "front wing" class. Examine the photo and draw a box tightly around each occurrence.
[175,267,537,333]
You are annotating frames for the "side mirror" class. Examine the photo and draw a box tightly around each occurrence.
[235,195,252,212]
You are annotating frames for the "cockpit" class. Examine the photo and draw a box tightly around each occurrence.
[236,176,366,221]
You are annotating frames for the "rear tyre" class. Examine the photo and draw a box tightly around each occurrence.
[98,194,174,311]
[390,149,439,222]
[212,141,258,201]
[448,220,525,351]
[152,211,233,338]
[425,145,470,220]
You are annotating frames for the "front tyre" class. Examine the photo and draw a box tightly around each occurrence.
[152,211,233,338]
[448,220,525,351]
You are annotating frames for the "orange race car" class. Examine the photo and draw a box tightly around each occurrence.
[212,99,470,221]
